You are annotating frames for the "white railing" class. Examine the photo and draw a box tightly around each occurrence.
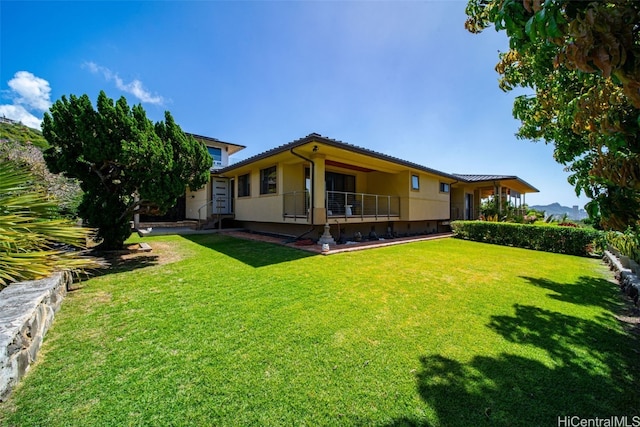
[283,191,310,221]
[326,191,400,219]
[197,196,233,228]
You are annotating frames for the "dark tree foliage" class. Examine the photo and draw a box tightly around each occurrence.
[42,91,211,249]
[465,0,640,230]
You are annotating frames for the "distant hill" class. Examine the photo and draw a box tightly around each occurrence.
[0,118,48,148]
[0,119,81,215]
[529,202,588,221]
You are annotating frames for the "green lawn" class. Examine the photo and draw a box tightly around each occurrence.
[1,235,638,426]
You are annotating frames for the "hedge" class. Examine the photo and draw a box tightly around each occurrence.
[450,221,604,257]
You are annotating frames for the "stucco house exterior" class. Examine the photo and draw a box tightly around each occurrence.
[184,133,246,220]
[178,133,539,241]
[141,133,245,224]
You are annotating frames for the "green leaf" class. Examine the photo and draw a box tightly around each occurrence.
[546,14,561,38]
[525,15,535,37]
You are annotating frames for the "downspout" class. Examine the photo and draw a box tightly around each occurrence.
[289,147,316,240]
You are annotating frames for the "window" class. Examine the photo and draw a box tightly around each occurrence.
[238,173,250,197]
[325,171,355,192]
[260,166,277,194]
[439,182,450,193]
[411,174,420,190]
[207,147,222,168]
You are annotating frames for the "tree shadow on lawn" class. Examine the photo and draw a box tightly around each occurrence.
[385,277,640,427]
[521,275,625,311]
[87,248,160,277]
[182,234,315,268]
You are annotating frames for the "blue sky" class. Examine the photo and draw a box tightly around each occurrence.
[1,0,589,208]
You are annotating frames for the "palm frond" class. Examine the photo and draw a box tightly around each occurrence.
[0,160,100,288]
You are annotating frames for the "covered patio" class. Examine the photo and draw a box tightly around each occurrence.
[450,174,540,220]
[283,189,400,222]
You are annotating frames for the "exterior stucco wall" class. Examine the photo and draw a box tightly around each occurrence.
[228,152,455,225]
[401,171,450,220]
[185,182,210,220]
[281,163,305,193]
[366,171,400,196]
[235,195,282,223]
[220,148,231,167]
[231,162,285,223]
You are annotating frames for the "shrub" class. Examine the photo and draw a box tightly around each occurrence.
[606,228,640,262]
[451,221,604,257]
[558,222,578,227]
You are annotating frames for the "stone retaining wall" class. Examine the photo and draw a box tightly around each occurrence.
[603,250,640,305]
[0,271,70,401]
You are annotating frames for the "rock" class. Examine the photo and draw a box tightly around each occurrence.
[0,271,71,401]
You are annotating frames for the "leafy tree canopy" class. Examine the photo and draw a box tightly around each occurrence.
[465,0,640,230]
[42,91,211,249]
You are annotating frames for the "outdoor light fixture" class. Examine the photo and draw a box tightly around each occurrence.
[313,145,319,152]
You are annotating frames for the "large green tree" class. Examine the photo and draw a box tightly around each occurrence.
[42,91,211,249]
[465,0,640,230]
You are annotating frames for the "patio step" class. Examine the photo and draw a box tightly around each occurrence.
[198,214,234,230]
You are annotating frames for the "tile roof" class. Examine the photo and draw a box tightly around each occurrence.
[218,133,459,180]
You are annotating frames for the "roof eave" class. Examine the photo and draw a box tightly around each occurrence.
[452,174,539,193]
[187,132,247,155]
[218,133,458,180]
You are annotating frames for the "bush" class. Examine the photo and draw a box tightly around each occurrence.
[606,228,640,263]
[451,221,604,257]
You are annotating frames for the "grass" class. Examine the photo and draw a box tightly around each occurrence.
[0,122,48,149]
[1,235,638,426]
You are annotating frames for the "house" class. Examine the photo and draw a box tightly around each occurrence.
[180,133,539,241]
[184,133,246,221]
[139,133,245,224]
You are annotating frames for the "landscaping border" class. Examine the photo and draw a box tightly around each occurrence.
[0,271,71,401]
[451,220,603,257]
[603,250,640,305]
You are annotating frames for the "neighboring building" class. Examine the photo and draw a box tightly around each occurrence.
[450,174,539,221]
[180,133,539,240]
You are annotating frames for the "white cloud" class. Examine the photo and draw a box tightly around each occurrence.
[83,61,165,105]
[0,105,43,129]
[0,71,52,129]
[8,71,52,111]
